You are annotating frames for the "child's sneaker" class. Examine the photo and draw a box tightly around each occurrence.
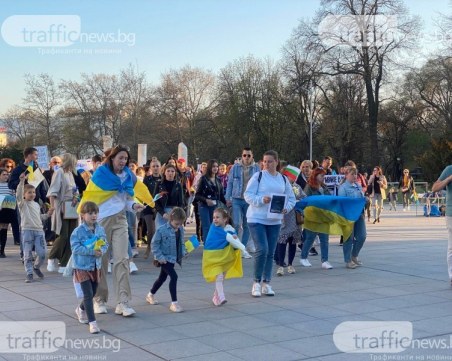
[169,303,183,313]
[129,261,138,274]
[25,274,33,283]
[33,267,44,279]
[145,293,158,305]
[89,321,100,334]
[75,306,88,324]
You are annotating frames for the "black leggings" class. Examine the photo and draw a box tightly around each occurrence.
[275,238,297,266]
[79,279,98,323]
[0,229,7,253]
[151,262,178,302]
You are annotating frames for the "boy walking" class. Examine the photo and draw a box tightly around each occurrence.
[17,173,50,283]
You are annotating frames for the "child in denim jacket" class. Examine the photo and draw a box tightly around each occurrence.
[146,207,186,313]
[70,201,108,334]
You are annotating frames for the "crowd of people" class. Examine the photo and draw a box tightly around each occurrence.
[0,146,449,335]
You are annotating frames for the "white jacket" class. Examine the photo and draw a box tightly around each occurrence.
[244,171,296,225]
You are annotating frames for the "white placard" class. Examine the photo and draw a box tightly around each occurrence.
[35,145,49,170]
[266,193,287,220]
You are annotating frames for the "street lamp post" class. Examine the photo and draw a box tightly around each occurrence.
[309,117,313,161]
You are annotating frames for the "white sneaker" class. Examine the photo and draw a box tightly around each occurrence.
[47,259,57,272]
[403,208,406,212]
[276,266,284,276]
[300,259,312,267]
[145,292,158,305]
[262,283,275,296]
[129,261,138,274]
[94,301,108,314]
[75,306,88,324]
[58,267,66,274]
[115,302,136,317]
[241,250,252,259]
[107,263,112,273]
[407,206,411,211]
[131,249,139,258]
[89,321,100,334]
[246,241,256,253]
[251,282,261,297]
[321,261,333,269]
[169,303,183,313]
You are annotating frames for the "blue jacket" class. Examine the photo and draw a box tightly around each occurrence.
[225,162,261,200]
[338,181,364,199]
[70,222,108,271]
[151,222,186,265]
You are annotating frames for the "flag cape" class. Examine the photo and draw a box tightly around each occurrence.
[78,164,155,211]
[202,224,243,283]
[296,195,365,240]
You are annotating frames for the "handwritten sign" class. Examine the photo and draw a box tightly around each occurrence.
[35,146,49,170]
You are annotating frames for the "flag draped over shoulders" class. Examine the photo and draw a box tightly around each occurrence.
[77,164,133,211]
[202,224,243,283]
[296,195,365,240]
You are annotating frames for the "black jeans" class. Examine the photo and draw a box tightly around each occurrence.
[275,237,297,266]
[80,279,98,323]
[151,262,178,302]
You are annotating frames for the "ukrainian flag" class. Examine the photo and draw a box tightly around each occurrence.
[202,224,243,283]
[296,195,365,240]
[78,164,154,212]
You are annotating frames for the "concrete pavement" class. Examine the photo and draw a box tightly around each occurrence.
[0,208,451,361]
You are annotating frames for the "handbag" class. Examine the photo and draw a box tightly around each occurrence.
[63,201,79,219]
[295,211,304,225]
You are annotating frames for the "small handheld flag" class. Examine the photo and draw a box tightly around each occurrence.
[184,235,200,253]
[26,161,34,181]
[83,236,106,251]
[283,165,301,182]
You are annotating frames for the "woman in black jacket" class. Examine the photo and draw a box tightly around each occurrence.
[142,158,163,258]
[195,159,226,241]
[154,164,186,229]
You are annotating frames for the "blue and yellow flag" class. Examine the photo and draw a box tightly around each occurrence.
[27,161,34,181]
[296,195,365,240]
[202,224,243,283]
[134,179,155,208]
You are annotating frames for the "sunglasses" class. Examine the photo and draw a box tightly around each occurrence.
[242,154,252,158]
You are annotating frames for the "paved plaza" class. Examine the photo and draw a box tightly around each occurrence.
[0,208,451,361]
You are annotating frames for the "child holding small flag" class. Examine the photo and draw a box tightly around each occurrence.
[70,201,108,334]
[147,207,186,313]
[202,208,244,306]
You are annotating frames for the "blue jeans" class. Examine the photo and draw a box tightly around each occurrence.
[342,214,366,263]
[248,223,281,283]
[126,211,136,248]
[301,230,329,262]
[22,230,46,275]
[232,198,250,246]
[199,204,217,241]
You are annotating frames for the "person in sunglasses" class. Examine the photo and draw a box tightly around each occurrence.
[225,147,260,256]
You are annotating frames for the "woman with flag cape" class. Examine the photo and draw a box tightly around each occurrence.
[78,145,147,317]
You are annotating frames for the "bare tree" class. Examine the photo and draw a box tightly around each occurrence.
[23,73,62,154]
[294,0,421,163]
